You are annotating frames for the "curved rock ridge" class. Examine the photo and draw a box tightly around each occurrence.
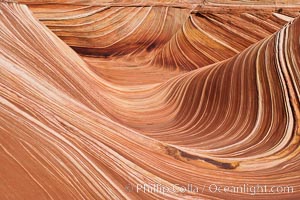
[1,1,300,200]
[33,6,190,62]
[150,10,294,70]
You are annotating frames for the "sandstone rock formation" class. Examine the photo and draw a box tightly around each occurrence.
[0,0,300,199]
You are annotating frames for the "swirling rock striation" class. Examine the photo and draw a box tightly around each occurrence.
[0,1,300,200]
[22,2,299,71]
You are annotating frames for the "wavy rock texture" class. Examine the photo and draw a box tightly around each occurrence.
[0,1,300,200]
[24,1,299,69]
